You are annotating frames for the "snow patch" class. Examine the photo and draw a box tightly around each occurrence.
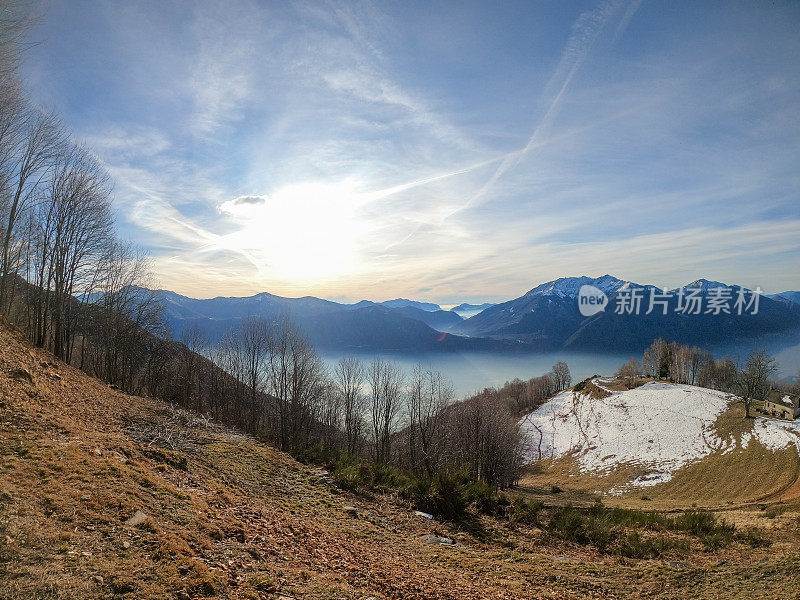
[519,381,800,492]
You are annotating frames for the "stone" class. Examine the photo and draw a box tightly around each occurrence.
[124,510,148,526]
[414,510,433,520]
[343,505,358,517]
[419,533,453,546]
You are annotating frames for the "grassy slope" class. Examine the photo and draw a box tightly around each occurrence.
[521,386,800,511]
[1,324,800,600]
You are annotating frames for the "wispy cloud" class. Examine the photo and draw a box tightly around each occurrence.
[23,0,800,301]
[457,0,642,213]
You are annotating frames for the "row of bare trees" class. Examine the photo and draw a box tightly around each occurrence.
[0,0,168,395]
[636,339,782,417]
[170,314,570,488]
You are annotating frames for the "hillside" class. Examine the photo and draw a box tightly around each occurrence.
[3,323,800,599]
[520,379,800,509]
[453,275,800,352]
[151,289,480,351]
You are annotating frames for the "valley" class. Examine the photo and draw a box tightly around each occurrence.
[2,322,800,600]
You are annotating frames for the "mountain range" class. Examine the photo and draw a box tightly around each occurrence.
[149,275,800,354]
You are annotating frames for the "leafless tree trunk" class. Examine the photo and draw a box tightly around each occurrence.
[368,358,403,464]
[334,356,366,455]
[738,349,777,418]
[552,361,571,391]
[406,364,452,476]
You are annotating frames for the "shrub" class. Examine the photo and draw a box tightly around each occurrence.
[763,504,788,519]
[700,531,732,551]
[585,516,616,553]
[670,510,733,537]
[548,505,587,543]
[464,479,498,515]
[617,529,659,559]
[330,453,363,491]
[510,498,544,526]
[428,471,468,520]
[737,527,771,548]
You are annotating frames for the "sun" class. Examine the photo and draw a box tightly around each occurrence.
[217,181,367,282]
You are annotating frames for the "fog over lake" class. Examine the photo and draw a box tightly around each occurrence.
[320,351,631,398]
[321,339,800,398]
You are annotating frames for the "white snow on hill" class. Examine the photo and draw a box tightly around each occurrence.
[520,380,800,490]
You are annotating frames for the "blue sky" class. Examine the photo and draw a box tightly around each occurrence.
[21,0,800,303]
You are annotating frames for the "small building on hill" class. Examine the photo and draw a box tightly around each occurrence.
[763,392,800,420]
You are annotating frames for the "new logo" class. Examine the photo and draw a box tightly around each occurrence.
[578,285,608,317]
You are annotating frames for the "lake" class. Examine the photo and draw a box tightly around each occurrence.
[320,350,632,398]
[321,340,800,398]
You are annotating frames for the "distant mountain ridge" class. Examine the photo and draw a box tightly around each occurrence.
[148,274,800,354]
[452,275,800,352]
[148,288,491,353]
[450,302,496,318]
[380,298,442,312]
[769,291,800,307]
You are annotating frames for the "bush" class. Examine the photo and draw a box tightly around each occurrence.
[603,506,667,530]
[737,527,771,548]
[370,463,409,492]
[585,516,616,553]
[428,471,469,520]
[617,529,659,559]
[670,510,733,537]
[548,505,587,543]
[763,504,788,519]
[510,498,544,526]
[330,452,364,491]
[464,479,499,515]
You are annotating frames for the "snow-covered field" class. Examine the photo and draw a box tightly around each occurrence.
[520,380,800,490]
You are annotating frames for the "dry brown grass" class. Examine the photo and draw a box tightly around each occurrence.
[2,323,800,599]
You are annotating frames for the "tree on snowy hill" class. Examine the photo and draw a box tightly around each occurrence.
[738,349,778,418]
[616,358,642,388]
[552,361,572,391]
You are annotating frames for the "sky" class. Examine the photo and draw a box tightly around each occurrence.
[20,0,800,303]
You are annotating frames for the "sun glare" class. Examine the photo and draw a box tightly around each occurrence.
[218,181,366,281]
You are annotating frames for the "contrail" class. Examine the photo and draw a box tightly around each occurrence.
[363,154,506,202]
[451,0,642,216]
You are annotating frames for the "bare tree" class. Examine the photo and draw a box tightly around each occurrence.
[552,361,571,391]
[333,356,366,455]
[179,323,209,412]
[265,317,327,452]
[0,108,64,311]
[38,144,112,360]
[0,0,34,82]
[406,365,453,476]
[738,349,778,418]
[368,358,403,464]
[87,241,166,392]
[616,358,641,388]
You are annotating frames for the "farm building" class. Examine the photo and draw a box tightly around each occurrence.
[764,392,800,420]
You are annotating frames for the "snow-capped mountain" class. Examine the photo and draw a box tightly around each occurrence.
[451,275,800,352]
[524,274,637,298]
